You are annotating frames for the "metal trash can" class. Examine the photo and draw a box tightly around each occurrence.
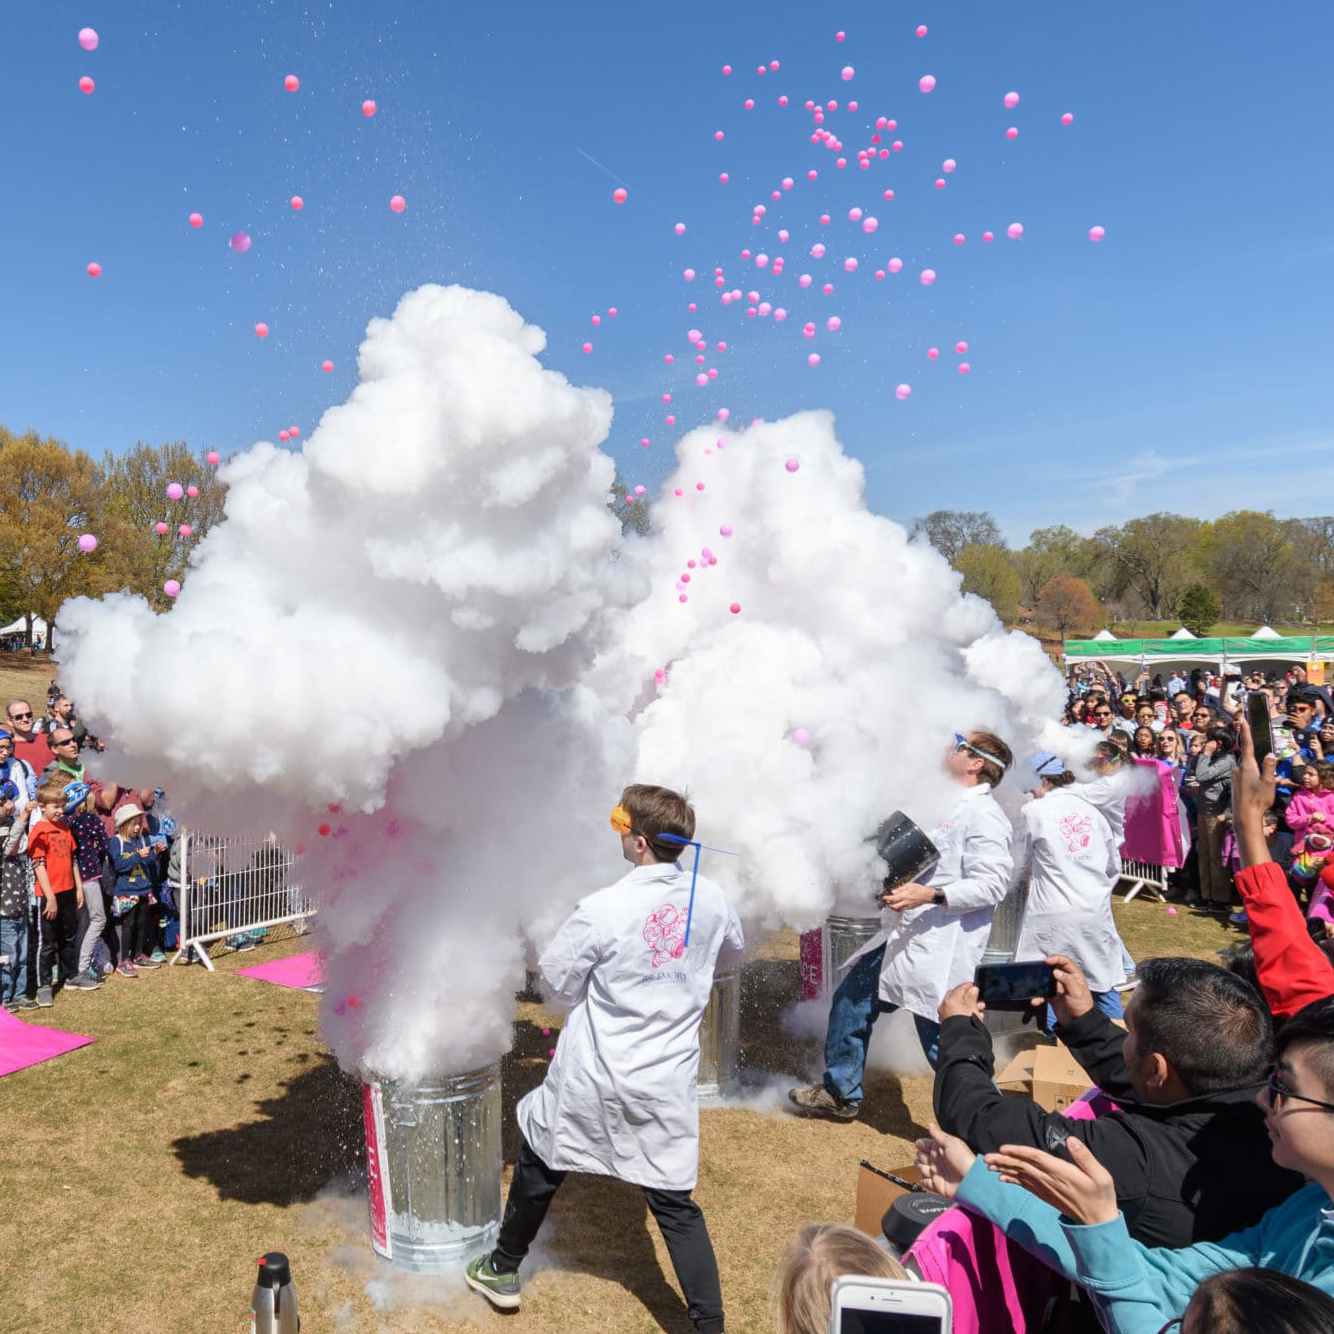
[361,1063,502,1273]
[698,969,741,1105]
[820,915,883,996]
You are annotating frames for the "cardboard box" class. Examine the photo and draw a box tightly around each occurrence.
[996,1042,1093,1113]
[854,1160,921,1237]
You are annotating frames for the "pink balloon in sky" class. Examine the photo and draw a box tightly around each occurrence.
[1089,225,1106,242]
[1003,91,1020,108]
[186,485,198,497]
[361,99,376,116]
[862,216,878,233]
[78,27,99,50]
[390,194,406,212]
[730,603,741,615]
[155,522,169,535]
[178,524,193,537]
[785,458,800,473]
[719,524,733,537]
[919,74,936,93]
[916,23,928,36]
[895,384,912,400]
[291,196,303,210]
[166,482,184,500]
[1006,126,1019,140]
[919,268,936,285]
[77,533,98,553]
[254,322,269,338]
[164,580,181,599]
[841,66,855,81]
[927,347,939,359]
[888,257,903,273]
[188,212,203,228]
[982,230,995,242]
[675,222,686,234]
[793,728,811,746]
[322,359,333,372]
[1061,112,1074,125]
[289,426,299,437]
[942,158,957,173]
[279,430,290,441]
[613,187,627,203]
[230,231,251,252]
[86,262,101,277]
[1007,222,1024,239]
[959,362,971,374]
[953,233,966,245]
[79,76,94,94]
[207,451,219,465]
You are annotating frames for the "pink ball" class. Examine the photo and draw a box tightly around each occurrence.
[285,74,300,92]
[719,524,733,537]
[608,307,618,317]
[953,233,965,245]
[322,359,333,372]
[827,316,842,331]
[730,603,741,614]
[811,242,826,258]
[942,158,957,173]
[714,130,724,141]
[793,728,811,745]
[1006,126,1018,140]
[186,485,199,498]
[722,64,732,75]
[78,75,95,94]
[927,347,939,359]
[86,262,101,277]
[744,99,754,110]
[935,178,946,190]
[178,524,192,537]
[956,341,968,353]
[841,66,855,81]
[289,426,299,437]
[836,30,846,40]
[166,483,184,500]
[1061,112,1075,125]
[279,430,290,441]
[808,353,821,366]
[1089,225,1106,242]
[919,268,936,285]
[1004,91,1020,109]
[361,99,376,116]
[862,216,878,233]
[1166,906,1178,916]
[916,23,928,36]
[1007,222,1023,239]
[888,257,903,273]
[848,207,863,222]
[389,194,406,212]
[230,231,251,252]
[799,274,812,288]
[684,267,697,279]
[291,195,303,210]
[188,212,203,228]
[719,173,729,183]
[77,533,97,553]
[675,222,686,234]
[895,384,912,400]
[785,458,800,473]
[982,230,995,242]
[78,27,99,51]
[254,322,269,338]
[919,74,936,93]
[613,187,627,203]
[843,257,858,271]
[163,580,181,598]
[206,451,220,466]
[959,362,971,374]
[155,522,169,535]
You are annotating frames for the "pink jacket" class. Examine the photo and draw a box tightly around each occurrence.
[1285,788,1334,842]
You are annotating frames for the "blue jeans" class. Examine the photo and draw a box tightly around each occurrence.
[1,914,27,1004]
[1048,987,1124,1030]
[823,944,941,1105]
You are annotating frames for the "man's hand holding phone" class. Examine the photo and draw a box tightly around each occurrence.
[1032,954,1095,1027]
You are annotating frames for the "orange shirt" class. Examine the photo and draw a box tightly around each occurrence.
[28,819,77,895]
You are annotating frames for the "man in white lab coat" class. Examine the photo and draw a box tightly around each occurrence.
[1012,751,1126,1019]
[466,784,745,1332]
[790,729,1014,1121]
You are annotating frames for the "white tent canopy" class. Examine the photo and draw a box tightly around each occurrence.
[0,615,47,639]
[1092,629,1119,642]
[1251,625,1283,640]
[1168,626,1198,640]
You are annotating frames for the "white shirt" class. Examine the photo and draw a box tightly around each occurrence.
[1012,788,1126,992]
[870,784,1014,1022]
[517,861,745,1191]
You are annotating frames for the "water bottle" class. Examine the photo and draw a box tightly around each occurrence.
[250,1252,299,1334]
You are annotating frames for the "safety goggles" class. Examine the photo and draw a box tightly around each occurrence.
[952,733,1008,771]
[609,804,634,836]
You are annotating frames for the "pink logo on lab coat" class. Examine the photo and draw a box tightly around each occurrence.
[1058,812,1093,852]
[643,903,688,968]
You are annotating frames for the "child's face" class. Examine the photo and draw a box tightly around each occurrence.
[1304,769,1322,790]
[1262,1044,1334,1181]
[39,799,62,822]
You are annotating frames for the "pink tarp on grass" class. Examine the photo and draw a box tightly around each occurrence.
[0,1005,96,1077]
[234,950,325,990]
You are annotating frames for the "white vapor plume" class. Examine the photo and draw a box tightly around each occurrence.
[58,283,1067,1082]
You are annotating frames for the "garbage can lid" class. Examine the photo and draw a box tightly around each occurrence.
[881,1192,951,1254]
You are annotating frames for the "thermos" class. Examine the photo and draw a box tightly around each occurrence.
[872,811,941,902]
[250,1252,299,1334]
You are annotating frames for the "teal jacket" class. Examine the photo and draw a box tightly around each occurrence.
[958,1158,1334,1334]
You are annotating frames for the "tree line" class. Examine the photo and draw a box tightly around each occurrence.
[910,509,1334,638]
[0,425,227,648]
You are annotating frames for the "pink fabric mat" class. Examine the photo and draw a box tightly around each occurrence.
[233,951,325,990]
[0,1005,96,1078]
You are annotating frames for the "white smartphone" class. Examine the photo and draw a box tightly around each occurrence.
[829,1276,951,1334]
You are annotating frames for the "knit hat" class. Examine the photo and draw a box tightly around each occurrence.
[115,803,145,828]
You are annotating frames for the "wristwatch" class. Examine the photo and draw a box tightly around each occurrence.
[932,888,946,906]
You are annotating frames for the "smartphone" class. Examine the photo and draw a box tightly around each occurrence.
[974,960,1058,1009]
[829,1277,951,1334]
[1248,691,1273,765]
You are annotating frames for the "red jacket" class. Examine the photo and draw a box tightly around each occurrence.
[1235,860,1334,1020]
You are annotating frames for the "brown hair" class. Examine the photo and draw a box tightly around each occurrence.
[1044,769,1078,789]
[774,1224,908,1334]
[1318,762,1334,790]
[619,783,695,863]
[967,730,1013,789]
[36,779,68,808]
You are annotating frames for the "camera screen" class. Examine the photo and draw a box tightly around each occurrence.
[839,1311,944,1334]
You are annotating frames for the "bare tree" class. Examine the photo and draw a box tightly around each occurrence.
[910,510,1006,563]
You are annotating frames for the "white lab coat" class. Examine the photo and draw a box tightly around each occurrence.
[851,784,1014,1023]
[516,861,745,1191]
[1012,788,1125,992]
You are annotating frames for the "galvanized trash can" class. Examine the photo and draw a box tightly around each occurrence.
[697,969,741,1105]
[820,915,884,996]
[362,1063,502,1273]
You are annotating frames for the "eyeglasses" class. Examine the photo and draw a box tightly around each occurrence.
[1267,1066,1334,1114]
[8,711,31,721]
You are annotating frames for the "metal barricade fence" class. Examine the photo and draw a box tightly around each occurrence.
[1117,857,1169,903]
[170,829,314,970]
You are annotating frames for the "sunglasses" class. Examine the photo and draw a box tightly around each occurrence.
[53,737,77,746]
[1267,1066,1334,1114]
[8,711,32,721]
[609,804,634,836]
[1093,710,1112,718]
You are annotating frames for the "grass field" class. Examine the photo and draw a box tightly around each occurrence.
[0,652,57,718]
[0,894,1237,1333]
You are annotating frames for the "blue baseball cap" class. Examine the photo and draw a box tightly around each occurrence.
[1027,751,1068,778]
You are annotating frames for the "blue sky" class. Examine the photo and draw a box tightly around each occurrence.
[3,1,1331,546]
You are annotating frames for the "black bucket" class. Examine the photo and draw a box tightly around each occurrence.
[873,811,940,895]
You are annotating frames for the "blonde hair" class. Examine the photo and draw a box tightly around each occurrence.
[775,1224,908,1334]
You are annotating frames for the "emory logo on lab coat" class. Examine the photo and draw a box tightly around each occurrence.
[1058,812,1093,852]
[643,903,688,968]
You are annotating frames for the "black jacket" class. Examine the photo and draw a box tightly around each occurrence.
[933,1008,1305,1248]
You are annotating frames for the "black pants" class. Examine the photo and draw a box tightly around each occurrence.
[36,892,79,988]
[117,899,150,961]
[492,1139,725,1334]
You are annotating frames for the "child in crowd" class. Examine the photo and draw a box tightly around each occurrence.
[1288,763,1334,892]
[27,777,92,1004]
[107,803,161,977]
[0,778,34,1010]
[775,1225,909,1334]
[62,781,112,984]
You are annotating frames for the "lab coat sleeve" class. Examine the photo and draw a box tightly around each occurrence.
[941,808,1014,913]
[715,906,746,974]
[537,904,603,1008]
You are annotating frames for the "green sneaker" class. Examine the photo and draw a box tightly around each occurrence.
[464,1254,521,1311]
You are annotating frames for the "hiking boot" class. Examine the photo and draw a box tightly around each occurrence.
[788,1083,859,1120]
[464,1254,521,1311]
[64,971,101,992]
[35,985,54,1008]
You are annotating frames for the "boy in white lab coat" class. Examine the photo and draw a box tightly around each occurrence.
[465,784,745,1332]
